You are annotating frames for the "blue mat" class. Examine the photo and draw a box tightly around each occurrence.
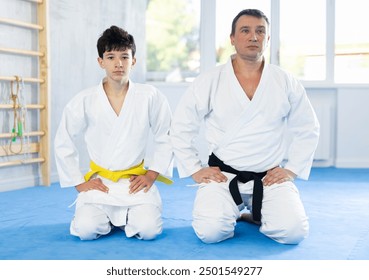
[0,168,369,260]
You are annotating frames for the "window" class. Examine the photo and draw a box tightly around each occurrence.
[279,0,326,81]
[146,0,200,82]
[146,0,369,84]
[335,0,369,83]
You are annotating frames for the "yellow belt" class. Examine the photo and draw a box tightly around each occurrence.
[84,160,173,185]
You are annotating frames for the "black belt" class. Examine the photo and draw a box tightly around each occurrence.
[208,153,267,222]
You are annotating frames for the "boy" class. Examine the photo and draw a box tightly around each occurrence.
[55,26,173,240]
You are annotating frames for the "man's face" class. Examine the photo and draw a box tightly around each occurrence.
[230,15,270,62]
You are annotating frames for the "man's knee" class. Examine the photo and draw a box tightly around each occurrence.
[282,220,309,244]
[261,217,309,244]
[261,184,309,244]
[192,219,234,244]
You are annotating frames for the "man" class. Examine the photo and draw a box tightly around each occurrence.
[170,9,319,244]
[55,26,173,241]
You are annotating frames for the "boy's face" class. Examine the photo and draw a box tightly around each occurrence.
[97,49,136,82]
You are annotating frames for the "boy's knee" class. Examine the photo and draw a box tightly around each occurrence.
[136,224,162,240]
[71,212,111,241]
[126,212,162,240]
[71,217,98,240]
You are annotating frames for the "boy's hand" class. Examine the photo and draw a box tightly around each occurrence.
[129,170,159,194]
[75,178,109,193]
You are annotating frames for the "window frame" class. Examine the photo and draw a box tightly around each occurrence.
[146,0,369,86]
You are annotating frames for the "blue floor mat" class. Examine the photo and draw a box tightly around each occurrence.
[0,167,369,260]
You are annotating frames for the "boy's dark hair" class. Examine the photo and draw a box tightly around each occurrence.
[97,26,136,58]
[231,9,270,36]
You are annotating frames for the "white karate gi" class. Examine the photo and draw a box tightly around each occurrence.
[55,80,173,240]
[171,56,320,244]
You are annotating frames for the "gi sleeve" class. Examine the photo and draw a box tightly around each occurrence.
[284,78,320,180]
[54,100,87,188]
[170,78,211,178]
[147,89,174,178]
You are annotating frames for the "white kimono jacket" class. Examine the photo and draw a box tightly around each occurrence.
[171,56,320,180]
[55,80,173,210]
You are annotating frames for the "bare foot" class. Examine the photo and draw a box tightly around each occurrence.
[238,213,261,225]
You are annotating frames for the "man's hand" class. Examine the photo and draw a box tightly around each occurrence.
[262,167,296,186]
[75,178,109,193]
[129,170,159,194]
[192,167,228,184]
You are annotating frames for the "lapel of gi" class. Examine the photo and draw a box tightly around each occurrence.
[214,63,270,151]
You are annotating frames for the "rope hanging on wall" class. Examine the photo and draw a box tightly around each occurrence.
[8,76,28,155]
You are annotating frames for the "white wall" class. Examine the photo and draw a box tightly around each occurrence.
[336,87,369,167]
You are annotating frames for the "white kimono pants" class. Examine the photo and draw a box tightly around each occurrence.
[70,203,162,241]
[69,176,163,241]
[192,173,309,244]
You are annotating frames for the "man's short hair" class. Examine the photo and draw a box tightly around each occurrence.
[231,9,270,36]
